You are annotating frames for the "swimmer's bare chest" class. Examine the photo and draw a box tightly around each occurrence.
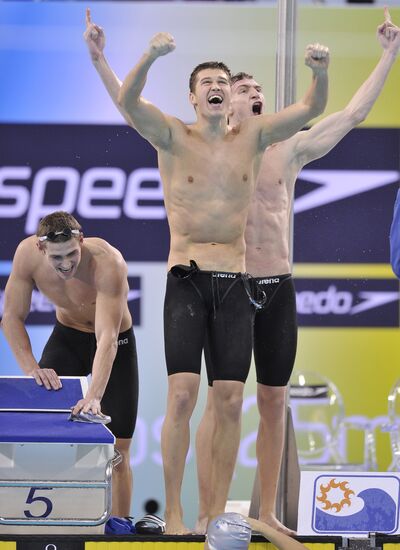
[159,127,260,209]
[248,143,297,231]
[35,276,97,324]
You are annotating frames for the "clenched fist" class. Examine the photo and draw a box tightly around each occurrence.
[148,32,176,60]
[305,43,330,74]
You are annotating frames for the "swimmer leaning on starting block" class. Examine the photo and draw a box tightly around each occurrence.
[1,211,138,517]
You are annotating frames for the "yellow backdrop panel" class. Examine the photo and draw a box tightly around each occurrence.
[297,7,400,128]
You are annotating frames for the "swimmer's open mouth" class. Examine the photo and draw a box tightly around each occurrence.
[58,267,73,274]
[252,102,262,115]
[208,94,223,105]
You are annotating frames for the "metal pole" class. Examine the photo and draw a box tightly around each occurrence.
[250,0,300,528]
[275,0,297,113]
[275,0,299,530]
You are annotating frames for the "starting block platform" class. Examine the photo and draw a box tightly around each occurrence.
[0,376,118,535]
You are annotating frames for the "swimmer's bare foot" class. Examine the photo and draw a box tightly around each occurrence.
[164,516,192,535]
[258,514,297,537]
[194,516,208,535]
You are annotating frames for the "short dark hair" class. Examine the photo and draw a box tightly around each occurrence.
[231,72,254,85]
[36,211,82,242]
[189,61,232,93]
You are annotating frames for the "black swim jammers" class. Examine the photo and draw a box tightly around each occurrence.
[164,261,256,383]
[253,274,298,386]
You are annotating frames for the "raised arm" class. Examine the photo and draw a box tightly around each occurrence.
[293,9,400,167]
[84,8,133,125]
[1,241,61,390]
[257,43,329,149]
[390,189,400,279]
[71,257,128,416]
[118,32,176,149]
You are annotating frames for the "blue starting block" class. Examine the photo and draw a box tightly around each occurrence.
[0,376,119,534]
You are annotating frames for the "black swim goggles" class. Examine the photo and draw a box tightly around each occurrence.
[241,273,267,310]
[38,228,81,242]
[170,259,200,279]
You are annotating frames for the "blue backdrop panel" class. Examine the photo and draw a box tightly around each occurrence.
[294,128,400,264]
[0,123,168,262]
[1,125,399,267]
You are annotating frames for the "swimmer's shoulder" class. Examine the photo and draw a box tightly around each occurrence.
[84,238,128,292]
[14,235,40,261]
[12,236,40,270]
[84,238,127,270]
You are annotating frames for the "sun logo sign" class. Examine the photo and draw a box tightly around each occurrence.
[308,474,400,535]
[317,479,354,513]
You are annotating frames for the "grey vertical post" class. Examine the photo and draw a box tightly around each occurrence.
[275,0,297,113]
[249,407,300,530]
[276,407,300,530]
[275,0,299,530]
[275,0,297,269]
[249,0,300,529]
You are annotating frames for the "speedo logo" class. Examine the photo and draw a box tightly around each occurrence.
[258,278,280,285]
[297,285,353,315]
[296,285,399,315]
[0,166,166,234]
[295,280,399,327]
[295,170,399,213]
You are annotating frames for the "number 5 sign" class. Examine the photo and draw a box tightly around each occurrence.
[0,483,108,526]
[24,488,53,519]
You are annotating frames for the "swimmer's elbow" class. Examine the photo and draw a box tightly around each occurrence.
[302,100,323,121]
[1,312,11,328]
[0,313,14,332]
[117,87,134,110]
[344,106,367,127]
[118,91,141,121]
[350,110,367,126]
[310,101,325,118]
[97,332,119,354]
[107,338,119,359]
[117,89,126,109]
[1,311,23,330]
